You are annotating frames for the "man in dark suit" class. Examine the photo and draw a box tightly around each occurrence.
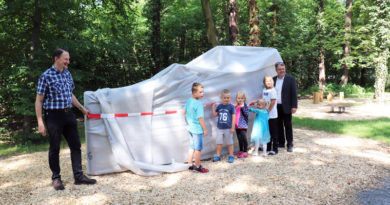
[273,62,298,152]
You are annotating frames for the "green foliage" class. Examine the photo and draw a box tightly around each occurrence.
[293,117,390,144]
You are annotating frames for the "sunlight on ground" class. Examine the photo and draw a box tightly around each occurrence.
[160,174,183,187]
[77,193,110,204]
[314,136,390,165]
[0,156,33,172]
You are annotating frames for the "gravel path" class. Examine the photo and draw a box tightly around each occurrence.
[0,98,389,204]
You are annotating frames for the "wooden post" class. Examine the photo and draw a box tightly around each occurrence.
[319,91,324,102]
[313,92,320,104]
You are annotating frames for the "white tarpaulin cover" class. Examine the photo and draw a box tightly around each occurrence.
[84,46,281,176]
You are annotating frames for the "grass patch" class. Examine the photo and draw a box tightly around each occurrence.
[0,126,85,158]
[293,116,390,144]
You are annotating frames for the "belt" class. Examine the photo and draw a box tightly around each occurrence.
[46,108,72,112]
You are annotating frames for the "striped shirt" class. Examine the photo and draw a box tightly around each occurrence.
[36,66,75,110]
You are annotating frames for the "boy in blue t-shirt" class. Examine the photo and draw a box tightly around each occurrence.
[184,82,209,173]
[212,89,236,163]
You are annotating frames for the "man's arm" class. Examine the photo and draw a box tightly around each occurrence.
[72,94,89,115]
[290,76,298,114]
[198,117,208,136]
[35,94,46,136]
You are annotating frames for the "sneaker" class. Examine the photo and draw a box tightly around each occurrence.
[238,152,248,158]
[228,156,234,163]
[74,175,97,185]
[263,152,268,157]
[194,165,209,173]
[287,146,293,152]
[188,164,195,170]
[52,178,65,191]
[234,151,242,156]
[212,156,221,162]
[268,151,278,155]
[252,151,258,156]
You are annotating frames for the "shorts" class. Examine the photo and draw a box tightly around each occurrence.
[216,129,233,145]
[189,132,204,151]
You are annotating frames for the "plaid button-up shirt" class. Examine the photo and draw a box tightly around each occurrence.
[36,66,75,110]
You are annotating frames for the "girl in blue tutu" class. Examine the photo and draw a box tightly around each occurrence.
[249,99,271,156]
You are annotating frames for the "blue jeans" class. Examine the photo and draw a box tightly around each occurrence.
[189,132,204,151]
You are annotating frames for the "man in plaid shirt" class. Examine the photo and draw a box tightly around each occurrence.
[35,48,96,190]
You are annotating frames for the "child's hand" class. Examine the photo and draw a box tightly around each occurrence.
[212,103,216,110]
[204,130,208,136]
[230,128,234,133]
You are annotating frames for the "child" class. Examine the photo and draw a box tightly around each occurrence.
[184,82,209,173]
[248,99,270,156]
[212,89,236,163]
[234,91,249,158]
[262,75,279,155]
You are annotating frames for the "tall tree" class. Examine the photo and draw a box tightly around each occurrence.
[247,0,260,46]
[228,0,239,45]
[200,0,218,47]
[317,0,326,89]
[370,0,390,100]
[150,0,161,75]
[340,0,352,85]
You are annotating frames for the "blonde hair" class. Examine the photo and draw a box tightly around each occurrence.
[263,75,274,88]
[221,89,231,96]
[257,99,266,105]
[235,91,246,103]
[191,82,203,93]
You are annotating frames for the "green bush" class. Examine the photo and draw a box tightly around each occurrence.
[12,132,46,145]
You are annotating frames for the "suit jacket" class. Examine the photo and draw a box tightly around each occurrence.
[273,74,298,114]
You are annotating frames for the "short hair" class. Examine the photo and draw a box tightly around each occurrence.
[191,82,203,93]
[52,48,68,61]
[257,99,266,105]
[275,62,285,70]
[221,89,231,96]
[263,75,274,88]
[236,91,246,102]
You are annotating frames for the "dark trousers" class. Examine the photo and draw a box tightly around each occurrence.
[44,110,83,180]
[267,118,279,152]
[235,129,248,152]
[277,104,293,148]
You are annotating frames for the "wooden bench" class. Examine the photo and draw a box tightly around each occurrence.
[326,103,352,113]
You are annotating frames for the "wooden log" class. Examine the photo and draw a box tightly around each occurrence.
[319,91,324,102]
[313,92,320,104]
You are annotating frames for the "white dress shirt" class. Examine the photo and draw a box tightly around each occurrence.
[275,76,284,104]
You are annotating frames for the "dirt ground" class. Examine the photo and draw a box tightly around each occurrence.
[0,98,389,205]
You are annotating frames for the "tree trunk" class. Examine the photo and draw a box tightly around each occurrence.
[317,0,326,90]
[271,1,278,46]
[200,0,218,47]
[247,0,260,46]
[374,49,389,100]
[151,0,161,75]
[228,0,239,45]
[24,0,42,134]
[179,30,186,62]
[360,67,367,87]
[340,0,352,85]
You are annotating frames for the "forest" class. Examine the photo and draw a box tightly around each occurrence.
[0,0,389,142]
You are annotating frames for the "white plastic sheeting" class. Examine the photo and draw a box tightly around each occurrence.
[84,46,281,176]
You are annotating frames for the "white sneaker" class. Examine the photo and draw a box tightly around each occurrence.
[252,152,258,156]
[263,153,268,157]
